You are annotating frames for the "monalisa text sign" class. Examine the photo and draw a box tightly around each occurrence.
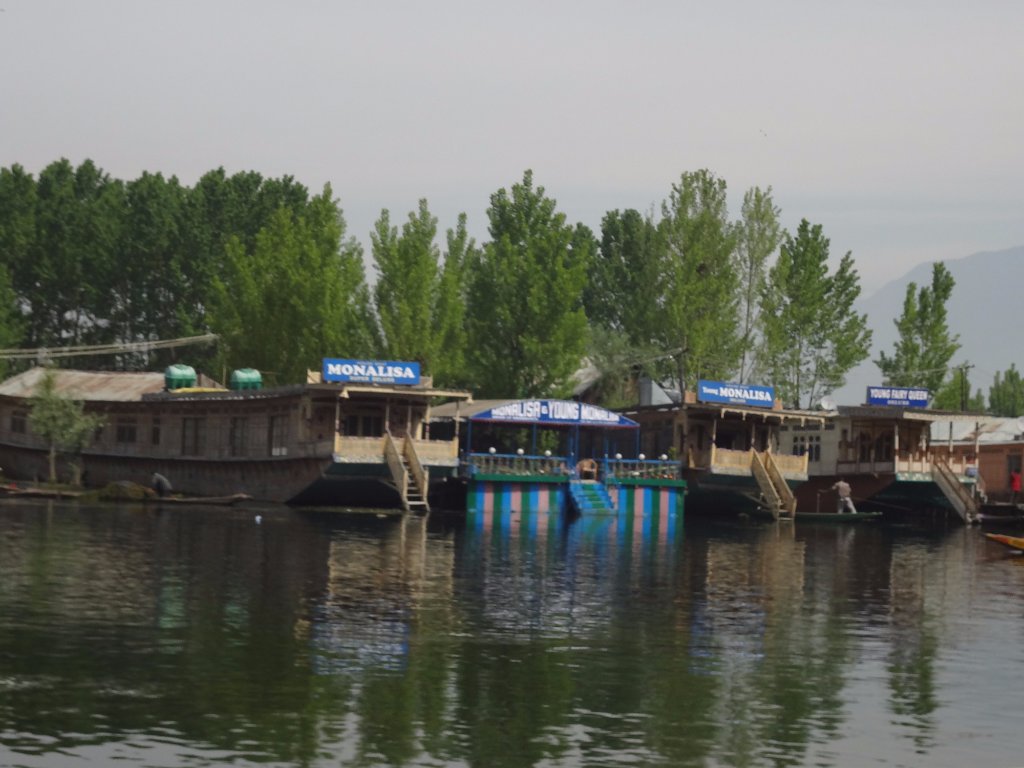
[322,359,420,385]
[866,386,929,408]
[697,380,775,408]
[472,399,637,428]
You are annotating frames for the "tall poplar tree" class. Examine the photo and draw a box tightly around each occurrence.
[875,262,960,394]
[585,208,663,344]
[759,219,871,408]
[430,213,475,388]
[210,186,375,383]
[735,186,782,383]
[989,365,1024,417]
[656,170,740,391]
[465,170,592,398]
[372,200,442,368]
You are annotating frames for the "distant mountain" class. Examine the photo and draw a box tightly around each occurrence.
[832,245,1024,406]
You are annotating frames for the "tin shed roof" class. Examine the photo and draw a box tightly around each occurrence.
[0,367,166,402]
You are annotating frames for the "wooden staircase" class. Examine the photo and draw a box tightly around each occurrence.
[384,432,430,513]
[932,458,979,524]
[751,451,797,519]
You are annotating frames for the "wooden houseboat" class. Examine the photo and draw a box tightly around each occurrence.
[784,389,982,523]
[622,379,822,519]
[0,359,470,510]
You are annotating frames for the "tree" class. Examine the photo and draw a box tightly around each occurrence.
[210,186,376,384]
[371,200,442,368]
[735,186,782,383]
[875,262,960,394]
[464,170,593,398]
[28,368,105,484]
[430,213,475,388]
[585,208,663,344]
[989,365,1024,417]
[655,170,741,391]
[759,219,872,408]
[933,364,985,412]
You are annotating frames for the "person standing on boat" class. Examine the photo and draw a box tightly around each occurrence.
[831,478,857,514]
[1011,470,1021,505]
[151,472,172,498]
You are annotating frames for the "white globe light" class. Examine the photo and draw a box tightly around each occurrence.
[638,453,646,461]
[615,453,622,460]
[544,450,552,457]
[660,454,667,461]
[488,446,496,454]
[516,448,524,455]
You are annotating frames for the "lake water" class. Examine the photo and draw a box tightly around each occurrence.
[1,500,1022,768]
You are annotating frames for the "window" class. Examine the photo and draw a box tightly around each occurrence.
[182,417,206,456]
[793,435,821,462]
[269,415,288,456]
[10,410,26,434]
[116,418,138,444]
[229,417,248,457]
[151,417,161,446]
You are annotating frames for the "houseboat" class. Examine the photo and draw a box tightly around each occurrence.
[429,397,687,524]
[929,415,1024,520]
[622,379,821,519]
[0,359,471,509]
[784,387,983,523]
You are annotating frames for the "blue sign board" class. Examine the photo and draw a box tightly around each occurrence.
[697,380,775,408]
[866,386,929,408]
[471,399,638,428]
[322,358,421,385]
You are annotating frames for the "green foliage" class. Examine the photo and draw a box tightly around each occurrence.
[28,368,105,483]
[430,214,475,388]
[989,364,1024,417]
[759,220,872,408]
[656,170,741,391]
[372,200,442,367]
[585,327,662,409]
[585,208,663,344]
[735,186,782,383]
[465,170,593,398]
[875,262,960,394]
[933,365,985,412]
[209,185,375,384]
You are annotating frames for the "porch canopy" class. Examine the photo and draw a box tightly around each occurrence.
[431,398,638,461]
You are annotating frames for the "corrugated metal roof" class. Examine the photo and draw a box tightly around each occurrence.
[930,416,1024,443]
[0,367,166,402]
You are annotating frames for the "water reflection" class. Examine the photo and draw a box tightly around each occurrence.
[1,502,1023,767]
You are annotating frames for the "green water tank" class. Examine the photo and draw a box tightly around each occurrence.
[165,364,197,391]
[230,368,263,390]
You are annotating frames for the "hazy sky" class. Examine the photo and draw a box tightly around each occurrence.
[2,1,1021,294]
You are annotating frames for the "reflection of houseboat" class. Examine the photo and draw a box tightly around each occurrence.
[623,379,822,518]
[785,399,982,523]
[0,359,470,509]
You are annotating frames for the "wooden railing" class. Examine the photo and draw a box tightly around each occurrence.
[383,432,408,502]
[932,457,979,523]
[764,452,797,516]
[751,452,782,517]
[402,434,429,499]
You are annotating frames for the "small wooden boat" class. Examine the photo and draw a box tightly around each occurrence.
[984,533,1024,552]
[794,510,883,523]
[148,492,254,506]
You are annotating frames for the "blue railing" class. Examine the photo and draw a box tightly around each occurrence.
[464,453,681,480]
[465,452,570,477]
[603,458,682,480]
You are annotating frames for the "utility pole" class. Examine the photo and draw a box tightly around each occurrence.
[960,363,974,411]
